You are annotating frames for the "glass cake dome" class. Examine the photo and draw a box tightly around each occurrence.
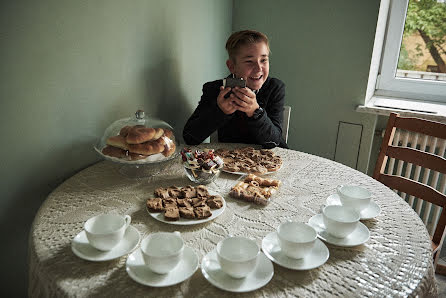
[94,109,179,165]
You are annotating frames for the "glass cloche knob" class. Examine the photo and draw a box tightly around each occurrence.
[135,109,145,119]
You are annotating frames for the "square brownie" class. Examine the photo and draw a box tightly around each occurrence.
[167,186,182,198]
[181,186,197,198]
[179,207,195,219]
[196,185,209,197]
[163,198,177,209]
[191,197,207,207]
[194,205,212,219]
[177,198,192,208]
[146,198,164,212]
[154,187,170,199]
[164,207,180,221]
[206,195,223,209]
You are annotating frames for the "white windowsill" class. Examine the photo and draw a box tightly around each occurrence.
[356,96,446,123]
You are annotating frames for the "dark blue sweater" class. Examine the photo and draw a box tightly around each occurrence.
[183,76,288,149]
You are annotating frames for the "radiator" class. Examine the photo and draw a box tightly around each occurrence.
[379,128,446,235]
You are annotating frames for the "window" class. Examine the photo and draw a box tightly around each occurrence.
[362,0,446,115]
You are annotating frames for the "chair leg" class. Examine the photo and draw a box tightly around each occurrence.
[436,263,446,275]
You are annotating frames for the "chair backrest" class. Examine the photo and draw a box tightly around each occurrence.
[373,113,446,250]
[209,130,218,143]
[282,105,291,144]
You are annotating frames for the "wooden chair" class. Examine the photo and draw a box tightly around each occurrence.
[373,112,446,275]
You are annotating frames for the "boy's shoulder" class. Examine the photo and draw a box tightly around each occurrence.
[264,77,285,88]
[201,79,223,99]
[203,79,224,89]
[259,77,285,95]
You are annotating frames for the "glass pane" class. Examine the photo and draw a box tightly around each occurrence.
[397,0,446,82]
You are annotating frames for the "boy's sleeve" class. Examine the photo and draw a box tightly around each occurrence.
[183,82,234,145]
[246,79,288,148]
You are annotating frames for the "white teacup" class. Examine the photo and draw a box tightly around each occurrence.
[140,231,184,274]
[337,185,371,213]
[217,236,259,279]
[84,214,131,251]
[322,205,359,238]
[277,221,317,259]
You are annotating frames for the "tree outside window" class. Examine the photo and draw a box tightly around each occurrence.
[398,0,446,74]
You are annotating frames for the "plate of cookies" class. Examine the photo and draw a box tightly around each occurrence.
[228,174,282,206]
[94,110,179,165]
[214,147,282,175]
[146,185,226,225]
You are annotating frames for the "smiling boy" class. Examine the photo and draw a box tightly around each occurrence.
[183,30,287,148]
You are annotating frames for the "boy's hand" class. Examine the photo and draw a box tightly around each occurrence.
[230,87,260,117]
[217,86,237,114]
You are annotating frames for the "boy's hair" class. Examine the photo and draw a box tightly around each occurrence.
[225,30,270,62]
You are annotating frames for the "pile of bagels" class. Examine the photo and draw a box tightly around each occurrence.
[102,125,176,161]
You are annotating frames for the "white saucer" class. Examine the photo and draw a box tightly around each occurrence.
[71,225,140,261]
[308,214,370,247]
[126,246,198,287]
[326,194,381,220]
[262,232,329,270]
[201,249,274,293]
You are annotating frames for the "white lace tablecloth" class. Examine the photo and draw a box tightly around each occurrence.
[28,145,437,297]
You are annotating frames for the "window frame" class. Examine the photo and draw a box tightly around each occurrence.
[368,0,446,105]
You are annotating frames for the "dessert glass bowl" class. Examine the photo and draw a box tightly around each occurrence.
[183,163,222,184]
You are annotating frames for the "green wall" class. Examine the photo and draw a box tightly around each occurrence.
[0,0,384,295]
[0,0,232,296]
[233,0,380,172]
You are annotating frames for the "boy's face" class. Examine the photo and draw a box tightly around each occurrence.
[226,42,269,91]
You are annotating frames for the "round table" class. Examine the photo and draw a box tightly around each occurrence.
[29,145,437,297]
